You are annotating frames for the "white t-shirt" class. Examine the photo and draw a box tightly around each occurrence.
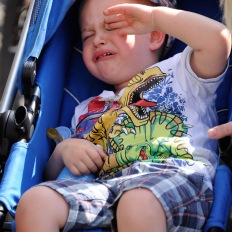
[71,46,227,186]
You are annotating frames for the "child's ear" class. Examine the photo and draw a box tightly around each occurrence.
[149,31,166,51]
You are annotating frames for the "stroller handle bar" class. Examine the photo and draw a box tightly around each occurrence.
[0,0,35,113]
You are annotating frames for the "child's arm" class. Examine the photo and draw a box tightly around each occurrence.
[44,138,106,180]
[104,4,231,79]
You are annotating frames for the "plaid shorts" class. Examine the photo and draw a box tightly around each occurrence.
[40,162,213,232]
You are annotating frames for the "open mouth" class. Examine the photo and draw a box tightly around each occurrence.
[96,52,113,61]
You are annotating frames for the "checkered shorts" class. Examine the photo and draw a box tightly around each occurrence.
[39,162,213,232]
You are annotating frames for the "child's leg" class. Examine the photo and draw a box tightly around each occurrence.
[117,188,166,232]
[15,186,69,232]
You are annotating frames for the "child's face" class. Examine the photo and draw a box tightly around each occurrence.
[80,0,157,92]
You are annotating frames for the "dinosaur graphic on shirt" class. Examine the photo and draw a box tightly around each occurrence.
[86,66,192,178]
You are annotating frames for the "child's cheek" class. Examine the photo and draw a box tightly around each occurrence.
[82,50,90,67]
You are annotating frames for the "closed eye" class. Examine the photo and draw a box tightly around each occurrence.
[81,28,95,42]
[82,33,94,42]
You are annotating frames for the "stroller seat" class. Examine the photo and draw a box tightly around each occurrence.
[0,0,232,231]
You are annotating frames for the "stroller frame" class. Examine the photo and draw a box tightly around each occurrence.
[0,0,232,231]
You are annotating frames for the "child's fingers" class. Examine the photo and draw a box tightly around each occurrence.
[95,145,107,159]
[104,13,126,23]
[104,4,131,16]
[105,20,136,35]
[104,13,130,31]
[68,155,99,176]
[208,123,232,139]
[105,21,128,30]
[84,144,107,169]
[70,160,91,176]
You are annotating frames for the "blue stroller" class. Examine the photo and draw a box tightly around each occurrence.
[0,0,231,231]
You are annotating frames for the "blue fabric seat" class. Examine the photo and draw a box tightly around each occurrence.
[0,0,231,231]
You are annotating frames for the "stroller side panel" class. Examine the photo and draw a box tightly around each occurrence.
[204,165,232,231]
[16,0,73,92]
[0,6,74,216]
[0,0,231,231]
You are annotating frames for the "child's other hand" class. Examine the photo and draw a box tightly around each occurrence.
[104,4,154,35]
[55,138,107,176]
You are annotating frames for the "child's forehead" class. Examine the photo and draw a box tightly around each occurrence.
[80,0,128,19]
[80,0,176,12]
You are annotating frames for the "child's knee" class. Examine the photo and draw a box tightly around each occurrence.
[17,186,51,214]
[117,188,164,215]
[119,188,166,219]
[119,188,157,205]
[16,186,69,227]
[17,186,69,216]
[16,186,69,230]
[117,188,166,231]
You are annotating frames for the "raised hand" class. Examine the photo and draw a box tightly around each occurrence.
[104,3,154,35]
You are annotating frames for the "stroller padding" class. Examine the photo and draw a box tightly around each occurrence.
[0,0,232,231]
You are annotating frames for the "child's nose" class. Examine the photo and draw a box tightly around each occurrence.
[93,32,107,47]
